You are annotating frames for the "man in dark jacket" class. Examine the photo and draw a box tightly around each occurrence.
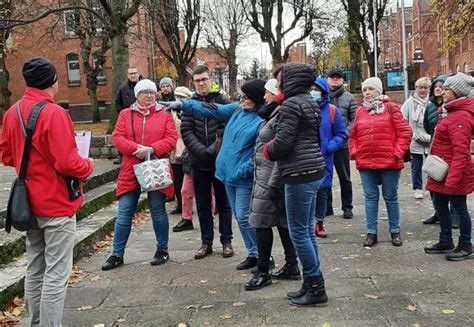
[113,67,142,164]
[158,77,176,102]
[180,65,234,259]
[326,68,357,219]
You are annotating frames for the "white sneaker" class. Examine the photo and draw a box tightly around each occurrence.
[414,189,424,199]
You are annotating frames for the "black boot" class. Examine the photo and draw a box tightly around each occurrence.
[245,269,272,291]
[271,263,301,280]
[290,275,328,307]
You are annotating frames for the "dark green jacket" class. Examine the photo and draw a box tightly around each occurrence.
[423,75,448,135]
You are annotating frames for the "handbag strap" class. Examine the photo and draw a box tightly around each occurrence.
[15,101,48,179]
[428,127,437,155]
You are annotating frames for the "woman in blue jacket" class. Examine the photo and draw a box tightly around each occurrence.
[163,79,266,270]
[312,77,347,238]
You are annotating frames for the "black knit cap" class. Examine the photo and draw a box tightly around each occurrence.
[22,57,58,90]
[241,79,267,105]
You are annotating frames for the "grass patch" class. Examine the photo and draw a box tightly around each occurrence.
[74,122,109,135]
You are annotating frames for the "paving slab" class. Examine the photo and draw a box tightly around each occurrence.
[16,164,474,326]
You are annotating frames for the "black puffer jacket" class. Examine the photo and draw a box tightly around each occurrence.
[180,91,231,170]
[266,63,326,182]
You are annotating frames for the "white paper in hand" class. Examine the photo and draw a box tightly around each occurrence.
[75,131,92,158]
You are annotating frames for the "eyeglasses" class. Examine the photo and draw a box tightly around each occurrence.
[128,71,138,75]
[442,86,451,91]
[240,94,249,101]
[193,77,209,84]
[139,90,156,95]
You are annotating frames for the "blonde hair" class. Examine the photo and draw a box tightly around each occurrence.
[415,77,431,88]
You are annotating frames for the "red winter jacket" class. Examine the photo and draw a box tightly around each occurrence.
[349,100,412,170]
[0,87,94,218]
[426,97,474,195]
[112,103,178,198]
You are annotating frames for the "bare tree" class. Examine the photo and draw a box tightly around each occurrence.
[202,0,250,98]
[341,0,389,79]
[0,0,13,112]
[144,0,201,85]
[242,0,326,65]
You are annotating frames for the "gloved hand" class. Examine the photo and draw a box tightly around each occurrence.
[159,101,182,112]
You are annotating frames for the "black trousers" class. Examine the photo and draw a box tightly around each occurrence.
[327,147,353,211]
[171,163,184,209]
[256,226,297,272]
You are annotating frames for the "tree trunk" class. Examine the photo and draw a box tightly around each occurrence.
[88,87,100,122]
[107,31,129,133]
[176,63,188,86]
[0,46,11,113]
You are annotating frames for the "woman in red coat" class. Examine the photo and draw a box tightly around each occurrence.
[102,79,178,270]
[349,77,412,248]
[424,72,474,261]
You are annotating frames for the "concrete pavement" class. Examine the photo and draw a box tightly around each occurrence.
[20,164,474,326]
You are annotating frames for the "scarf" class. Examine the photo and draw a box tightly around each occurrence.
[363,95,388,115]
[411,92,428,123]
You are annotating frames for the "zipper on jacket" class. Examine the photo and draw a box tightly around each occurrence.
[141,115,146,145]
[205,118,209,146]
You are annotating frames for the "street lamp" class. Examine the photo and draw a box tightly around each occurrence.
[413,48,424,64]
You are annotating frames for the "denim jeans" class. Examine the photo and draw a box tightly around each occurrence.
[359,169,401,235]
[327,148,353,211]
[285,177,324,277]
[410,153,424,190]
[112,189,169,256]
[315,187,329,222]
[225,185,258,258]
[432,192,472,247]
[192,167,232,246]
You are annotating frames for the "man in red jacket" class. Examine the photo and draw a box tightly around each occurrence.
[0,57,94,326]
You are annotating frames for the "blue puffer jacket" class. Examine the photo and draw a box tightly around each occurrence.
[181,99,262,188]
[314,77,347,189]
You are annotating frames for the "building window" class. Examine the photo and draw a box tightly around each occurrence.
[63,10,79,36]
[67,53,80,86]
[455,64,460,73]
[464,63,469,74]
[93,53,106,84]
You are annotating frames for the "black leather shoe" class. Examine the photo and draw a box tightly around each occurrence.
[169,206,182,214]
[423,214,439,224]
[172,219,193,232]
[271,263,301,280]
[102,255,124,271]
[245,270,272,291]
[251,256,275,274]
[194,244,212,259]
[363,234,377,247]
[236,257,257,270]
[150,249,169,266]
[424,242,455,254]
[343,209,353,219]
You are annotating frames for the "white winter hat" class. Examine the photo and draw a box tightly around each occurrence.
[362,77,383,95]
[174,86,193,98]
[134,79,157,97]
[264,78,279,95]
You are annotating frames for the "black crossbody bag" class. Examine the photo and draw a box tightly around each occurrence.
[5,101,47,234]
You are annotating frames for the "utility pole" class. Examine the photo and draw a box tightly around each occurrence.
[373,0,378,77]
[400,0,409,100]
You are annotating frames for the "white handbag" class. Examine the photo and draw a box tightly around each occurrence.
[133,151,173,192]
[422,128,449,182]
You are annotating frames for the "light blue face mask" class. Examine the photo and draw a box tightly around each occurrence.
[310,90,321,101]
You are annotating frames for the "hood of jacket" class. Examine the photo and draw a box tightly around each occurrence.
[282,63,315,98]
[314,76,331,109]
[444,97,474,114]
[428,74,448,106]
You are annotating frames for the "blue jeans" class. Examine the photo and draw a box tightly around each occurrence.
[225,185,258,258]
[359,169,401,235]
[411,153,424,190]
[112,189,169,256]
[432,192,472,247]
[285,177,324,277]
[315,187,329,222]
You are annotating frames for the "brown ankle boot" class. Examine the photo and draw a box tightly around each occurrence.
[391,233,403,246]
[363,234,377,247]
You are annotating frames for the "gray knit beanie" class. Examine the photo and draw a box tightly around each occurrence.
[159,77,173,88]
[362,77,383,95]
[444,72,473,98]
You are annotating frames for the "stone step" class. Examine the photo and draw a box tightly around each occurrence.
[0,160,119,229]
[0,181,117,266]
[0,195,147,311]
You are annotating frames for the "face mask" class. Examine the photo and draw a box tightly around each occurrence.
[310,90,321,101]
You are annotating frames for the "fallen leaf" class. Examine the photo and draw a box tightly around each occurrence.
[322,322,332,327]
[331,239,339,243]
[201,305,215,309]
[232,301,246,307]
[77,305,94,311]
[12,297,24,307]
[363,293,379,300]
[200,279,208,283]
[203,322,210,325]
[442,309,455,315]
[219,313,233,319]
[69,266,88,284]
[289,306,298,311]
[93,324,105,327]
[184,304,198,309]
[208,290,218,295]
[177,323,189,327]
[93,235,113,251]
[240,273,249,277]
[412,324,421,327]
[90,275,102,282]
[116,318,126,322]
[407,304,417,312]
[11,307,23,317]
